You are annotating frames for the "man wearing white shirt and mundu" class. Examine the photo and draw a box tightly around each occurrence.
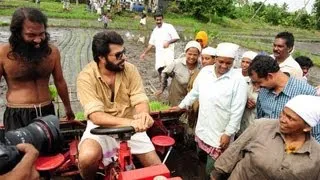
[170,42,248,177]
[140,12,180,80]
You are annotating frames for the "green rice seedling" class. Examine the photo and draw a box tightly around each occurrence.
[75,111,85,121]
[49,85,58,100]
[149,101,171,112]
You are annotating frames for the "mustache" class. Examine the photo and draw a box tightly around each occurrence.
[11,37,51,63]
[116,59,125,65]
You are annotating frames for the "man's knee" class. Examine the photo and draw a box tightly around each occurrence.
[78,139,102,168]
[136,150,161,167]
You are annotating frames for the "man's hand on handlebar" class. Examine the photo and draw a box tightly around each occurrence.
[132,112,154,132]
[0,143,39,180]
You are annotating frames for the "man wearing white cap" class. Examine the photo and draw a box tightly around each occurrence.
[211,95,320,180]
[238,51,258,82]
[201,47,217,67]
[237,51,258,136]
[171,42,247,176]
[156,40,201,106]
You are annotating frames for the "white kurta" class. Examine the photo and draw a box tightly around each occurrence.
[179,65,248,148]
[149,23,180,70]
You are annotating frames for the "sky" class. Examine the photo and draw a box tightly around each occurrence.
[251,0,315,13]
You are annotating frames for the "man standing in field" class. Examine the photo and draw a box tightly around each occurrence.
[272,31,303,78]
[0,7,74,131]
[171,42,248,177]
[140,12,180,79]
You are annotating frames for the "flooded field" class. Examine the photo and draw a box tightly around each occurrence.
[1,26,319,120]
[0,26,206,179]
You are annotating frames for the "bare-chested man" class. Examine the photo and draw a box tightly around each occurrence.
[0,7,74,131]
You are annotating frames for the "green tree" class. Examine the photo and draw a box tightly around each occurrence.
[179,0,235,22]
[313,0,320,29]
[294,10,313,29]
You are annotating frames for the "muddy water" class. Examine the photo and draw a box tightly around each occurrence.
[0,27,206,179]
[1,26,320,179]
[0,27,187,122]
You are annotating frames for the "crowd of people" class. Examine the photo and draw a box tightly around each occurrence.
[0,7,319,180]
[137,11,320,180]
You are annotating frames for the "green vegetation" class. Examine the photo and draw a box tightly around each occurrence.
[75,111,85,120]
[49,85,58,100]
[0,0,319,66]
[315,0,320,29]
[74,101,168,120]
[178,0,318,30]
[0,21,9,26]
[149,101,170,112]
[0,0,96,19]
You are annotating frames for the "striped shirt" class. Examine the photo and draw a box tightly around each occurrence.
[256,77,320,142]
[312,126,320,143]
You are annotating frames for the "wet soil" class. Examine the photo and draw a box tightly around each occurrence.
[0,22,320,179]
[1,26,319,119]
[0,26,190,119]
[0,26,205,179]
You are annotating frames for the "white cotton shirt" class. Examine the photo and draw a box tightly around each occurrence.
[179,65,248,148]
[140,17,146,25]
[149,23,180,70]
[272,55,303,79]
[234,68,251,83]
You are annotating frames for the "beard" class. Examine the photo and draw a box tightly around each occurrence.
[104,58,125,72]
[14,37,51,63]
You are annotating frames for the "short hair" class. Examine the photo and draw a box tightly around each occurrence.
[275,31,294,49]
[295,56,314,68]
[92,31,124,63]
[248,55,280,78]
[153,11,163,19]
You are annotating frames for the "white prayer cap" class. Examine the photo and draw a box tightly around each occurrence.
[202,47,216,56]
[216,42,239,59]
[184,40,201,53]
[242,51,258,61]
[285,95,320,127]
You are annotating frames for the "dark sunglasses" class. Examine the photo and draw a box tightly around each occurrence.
[109,48,126,60]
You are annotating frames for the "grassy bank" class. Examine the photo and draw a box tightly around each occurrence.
[1,0,320,66]
[0,0,96,19]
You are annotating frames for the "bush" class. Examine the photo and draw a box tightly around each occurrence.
[166,1,181,14]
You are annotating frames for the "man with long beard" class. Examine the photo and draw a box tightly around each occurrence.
[77,31,161,180]
[0,7,74,131]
